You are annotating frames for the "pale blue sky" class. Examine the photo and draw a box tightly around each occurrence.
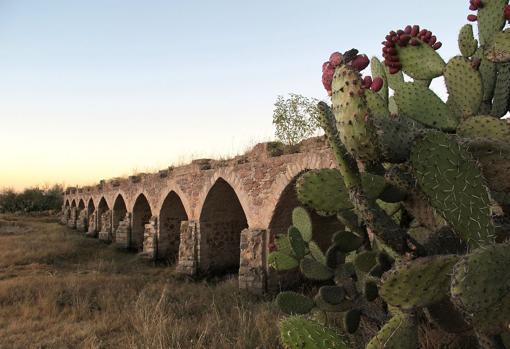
[0,1,466,189]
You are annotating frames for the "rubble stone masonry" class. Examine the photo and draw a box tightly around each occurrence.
[61,137,338,294]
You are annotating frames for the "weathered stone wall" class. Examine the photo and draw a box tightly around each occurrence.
[76,210,88,232]
[115,213,131,249]
[98,210,112,241]
[62,137,336,293]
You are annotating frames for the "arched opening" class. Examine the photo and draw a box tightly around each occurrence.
[199,178,248,273]
[64,200,71,220]
[131,194,152,252]
[159,191,188,262]
[97,197,109,232]
[268,174,344,289]
[71,200,76,208]
[112,195,127,234]
[87,199,95,216]
[78,199,85,211]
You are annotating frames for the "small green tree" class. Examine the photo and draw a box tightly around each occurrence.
[272,93,321,146]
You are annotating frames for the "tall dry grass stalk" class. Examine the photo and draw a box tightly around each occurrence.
[0,215,280,349]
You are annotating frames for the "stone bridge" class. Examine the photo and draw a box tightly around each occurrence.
[61,137,341,294]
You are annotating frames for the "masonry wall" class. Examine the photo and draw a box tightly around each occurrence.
[62,137,336,293]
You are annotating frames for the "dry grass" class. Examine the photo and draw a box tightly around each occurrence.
[0,215,280,349]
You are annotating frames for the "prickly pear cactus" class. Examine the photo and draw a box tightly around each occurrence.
[272,2,510,348]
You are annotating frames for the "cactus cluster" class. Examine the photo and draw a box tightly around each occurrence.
[270,1,510,348]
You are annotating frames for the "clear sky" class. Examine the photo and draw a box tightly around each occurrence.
[0,1,466,190]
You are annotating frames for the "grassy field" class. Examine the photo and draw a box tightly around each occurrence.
[0,215,280,349]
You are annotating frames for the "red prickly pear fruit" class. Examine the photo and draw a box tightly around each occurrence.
[387,55,399,62]
[472,0,483,8]
[424,31,432,40]
[400,34,411,44]
[411,25,420,37]
[429,35,437,45]
[350,54,370,71]
[384,41,394,48]
[397,29,404,35]
[390,30,397,36]
[505,5,510,19]
[433,42,442,50]
[404,25,412,34]
[469,4,477,10]
[419,29,428,36]
[386,61,402,69]
[389,67,400,74]
[363,76,373,89]
[322,61,330,72]
[467,14,478,22]
[371,77,384,92]
[410,38,420,46]
[329,52,343,67]
[322,64,335,93]
[386,35,393,41]
[471,57,481,70]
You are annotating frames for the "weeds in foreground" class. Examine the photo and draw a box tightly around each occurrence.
[0,215,280,349]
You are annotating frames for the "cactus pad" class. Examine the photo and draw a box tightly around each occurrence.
[457,115,510,142]
[380,255,459,310]
[296,169,352,216]
[491,62,510,117]
[396,42,446,80]
[279,316,348,349]
[366,314,419,349]
[354,251,378,274]
[451,242,510,315]
[318,286,346,305]
[410,131,495,248]
[465,139,510,193]
[458,24,478,57]
[486,29,510,62]
[364,280,379,301]
[288,226,306,259]
[365,89,390,119]
[394,82,458,131]
[382,27,446,80]
[444,56,483,118]
[326,245,346,269]
[331,65,379,161]
[276,291,315,315]
[292,207,312,242]
[372,115,423,163]
[268,251,299,271]
[275,234,295,257]
[300,257,333,281]
[331,230,364,253]
[476,0,508,45]
[309,241,326,265]
[342,309,361,334]
[370,56,389,103]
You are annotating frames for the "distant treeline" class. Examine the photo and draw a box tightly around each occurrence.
[0,185,64,213]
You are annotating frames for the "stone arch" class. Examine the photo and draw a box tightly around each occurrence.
[112,194,128,234]
[195,170,252,226]
[78,199,85,210]
[199,177,248,273]
[87,198,95,216]
[64,199,70,208]
[260,153,335,228]
[71,199,76,208]
[97,197,109,232]
[131,193,152,252]
[268,173,343,250]
[158,191,188,262]
[267,172,343,290]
